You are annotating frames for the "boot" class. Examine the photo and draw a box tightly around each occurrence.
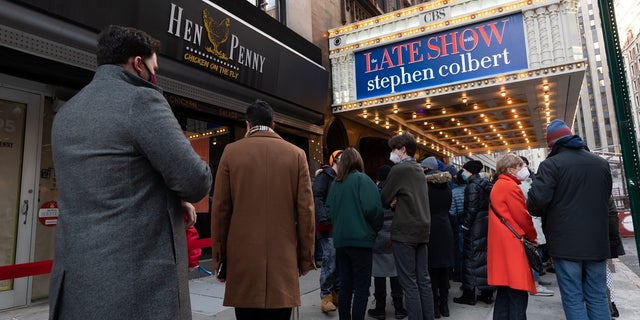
[453,289,476,305]
[392,296,408,319]
[440,294,450,317]
[367,295,386,320]
[332,289,339,306]
[477,290,494,304]
[321,295,337,313]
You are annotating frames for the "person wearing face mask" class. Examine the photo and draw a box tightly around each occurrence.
[486,154,538,319]
[49,25,212,320]
[381,133,435,320]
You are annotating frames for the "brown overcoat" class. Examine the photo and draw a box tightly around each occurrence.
[211,130,315,308]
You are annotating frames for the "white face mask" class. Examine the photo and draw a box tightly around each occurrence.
[516,166,530,181]
[389,151,402,164]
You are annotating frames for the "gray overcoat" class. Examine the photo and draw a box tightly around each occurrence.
[49,65,212,320]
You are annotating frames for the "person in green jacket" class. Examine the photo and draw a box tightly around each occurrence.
[326,147,384,320]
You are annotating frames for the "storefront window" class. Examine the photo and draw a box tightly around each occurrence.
[247,0,285,23]
[176,113,233,259]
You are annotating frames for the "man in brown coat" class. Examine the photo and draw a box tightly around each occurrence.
[211,100,316,320]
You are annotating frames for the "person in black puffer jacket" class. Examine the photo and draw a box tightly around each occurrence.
[422,157,454,318]
[453,160,494,306]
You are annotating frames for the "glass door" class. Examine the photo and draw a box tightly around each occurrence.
[0,86,42,309]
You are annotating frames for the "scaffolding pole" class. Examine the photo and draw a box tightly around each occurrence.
[598,0,640,260]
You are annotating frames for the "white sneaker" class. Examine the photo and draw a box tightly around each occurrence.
[532,285,554,296]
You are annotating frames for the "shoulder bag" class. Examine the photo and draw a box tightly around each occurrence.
[490,203,544,273]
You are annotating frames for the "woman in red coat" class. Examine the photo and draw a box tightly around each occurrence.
[488,154,537,319]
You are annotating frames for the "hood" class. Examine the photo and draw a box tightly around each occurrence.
[425,171,452,185]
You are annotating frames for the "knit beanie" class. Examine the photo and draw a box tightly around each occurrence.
[421,157,439,171]
[462,160,483,175]
[546,119,573,147]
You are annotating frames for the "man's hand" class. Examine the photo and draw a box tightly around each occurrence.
[390,197,398,209]
[182,201,197,227]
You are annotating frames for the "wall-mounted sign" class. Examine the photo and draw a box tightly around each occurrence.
[38,201,59,227]
[354,13,528,100]
[15,0,328,113]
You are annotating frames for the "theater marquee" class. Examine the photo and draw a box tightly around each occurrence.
[354,13,527,100]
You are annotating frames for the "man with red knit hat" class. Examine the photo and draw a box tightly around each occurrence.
[527,119,612,320]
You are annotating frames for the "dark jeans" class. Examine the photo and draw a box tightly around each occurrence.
[493,286,528,320]
[373,276,403,298]
[392,241,435,320]
[337,246,373,320]
[235,307,292,320]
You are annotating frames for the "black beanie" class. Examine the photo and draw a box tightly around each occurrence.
[463,160,483,175]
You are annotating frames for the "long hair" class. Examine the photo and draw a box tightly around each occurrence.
[335,147,364,182]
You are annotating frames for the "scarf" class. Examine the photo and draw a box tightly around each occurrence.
[245,125,274,137]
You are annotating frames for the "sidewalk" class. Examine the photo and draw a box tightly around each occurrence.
[3,240,640,320]
[3,259,638,320]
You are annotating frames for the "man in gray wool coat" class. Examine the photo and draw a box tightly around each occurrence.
[49,25,212,320]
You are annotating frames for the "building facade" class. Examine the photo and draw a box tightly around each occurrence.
[573,0,620,152]
[0,0,330,309]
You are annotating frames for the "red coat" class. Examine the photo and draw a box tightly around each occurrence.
[487,174,537,293]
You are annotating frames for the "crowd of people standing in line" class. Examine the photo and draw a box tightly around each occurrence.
[311,120,624,320]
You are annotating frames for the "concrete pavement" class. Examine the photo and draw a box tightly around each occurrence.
[2,238,640,320]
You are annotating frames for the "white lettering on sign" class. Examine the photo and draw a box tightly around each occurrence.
[0,118,16,133]
[229,34,266,73]
[38,208,59,218]
[167,3,203,46]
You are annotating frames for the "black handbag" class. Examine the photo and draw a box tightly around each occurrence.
[490,203,544,273]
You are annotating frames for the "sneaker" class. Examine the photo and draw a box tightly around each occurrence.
[532,285,554,296]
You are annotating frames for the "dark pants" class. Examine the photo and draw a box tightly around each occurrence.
[493,286,528,320]
[337,246,373,320]
[392,241,435,320]
[373,276,403,298]
[429,267,450,300]
[235,307,292,320]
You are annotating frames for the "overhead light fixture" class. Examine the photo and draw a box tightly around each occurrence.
[393,105,398,114]
[442,108,446,114]
[462,97,468,104]
[375,115,380,124]
[385,121,390,129]
[500,90,507,97]
[473,103,479,110]
[362,110,368,118]
[543,84,550,91]
[507,98,513,104]
[426,102,431,109]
